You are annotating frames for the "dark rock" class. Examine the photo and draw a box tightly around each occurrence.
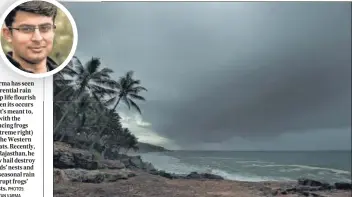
[54,151,75,168]
[270,178,340,197]
[129,156,144,168]
[149,170,224,180]
[202,173,224,180]
[281,191,288,195]
[119,158,131,167]
[156,170,175,179]
[54,142,98,170]
[310,192,325,197]
[118,155,157,172]
[259,186,274,196]
[98,160,125,169]
[54,168,69,183]
[71,152,98,170]
[185,172,224,180]
[285,187,297,193]
[142,162,156,172]
[271,190,279,196]
[297,185,320,191]
[320,182,334,190]
[334,182,352,190]
[186,172,201,179]
[298,178,324,187]
[61,168,136,183]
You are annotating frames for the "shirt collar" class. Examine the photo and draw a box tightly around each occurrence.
[6,51,58,73]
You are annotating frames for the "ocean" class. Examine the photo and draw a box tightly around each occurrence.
[140,150,351,183]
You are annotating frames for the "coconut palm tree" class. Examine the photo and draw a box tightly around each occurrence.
[88,71,147,151]
[53,56,117,134]
[54,59,78,132]
[114,128,135,154]
[57,92,96,142]
[124,130,139,153]
[88,109,122,151]
[111,70,147,114]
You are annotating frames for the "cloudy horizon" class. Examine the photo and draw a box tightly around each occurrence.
[62,2,351,151]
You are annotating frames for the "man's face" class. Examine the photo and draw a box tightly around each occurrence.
[3,10,55,64]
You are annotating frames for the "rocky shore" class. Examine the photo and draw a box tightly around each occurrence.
[54,142,351,197]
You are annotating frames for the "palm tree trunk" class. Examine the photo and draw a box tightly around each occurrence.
[59,129,67,141]
[54,109,70,134]
[89,135,97,151]
[112,96,122,112]
[54,91,80,134]
[88,96,122,152]
[88,114,107,152]
[101,146,107,159]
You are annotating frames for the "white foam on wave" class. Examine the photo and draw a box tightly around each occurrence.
[278,168,303,172]
[140,152,203,174]
[249,164,351,175]
[139,153,291,182]
[236,160,274,164]
[210,168,293,182]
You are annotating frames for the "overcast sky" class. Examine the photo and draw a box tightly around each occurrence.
[62,2,351,150]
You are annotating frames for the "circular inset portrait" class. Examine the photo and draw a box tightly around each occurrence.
[0,0,78,78]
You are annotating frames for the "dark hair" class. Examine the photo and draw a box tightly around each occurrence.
[5,1,58,27]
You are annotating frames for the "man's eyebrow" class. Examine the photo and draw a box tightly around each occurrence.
[17,22,53,27]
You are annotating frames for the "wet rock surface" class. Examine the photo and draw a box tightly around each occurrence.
[54,142,351,197]
[54,142,225,182]
[259,178,352,197]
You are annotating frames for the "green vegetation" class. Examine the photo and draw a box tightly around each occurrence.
[53,56,149,158]
[137,142,170,153]
[1,9,73,65]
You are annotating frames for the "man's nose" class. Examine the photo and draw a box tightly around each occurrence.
[31,29,43,41]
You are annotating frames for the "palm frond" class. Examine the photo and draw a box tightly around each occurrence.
[96,68,114,78]
[128,93,145,101]
[54,86,75,101]
[91,92,108,110]
[92,78,118,89]
[71,56,85,74]
[60,65,79,77]
[90,85,117,95]
[86,57,101,74]
[128,98,142,114]
[118,77,128,90]
[104,96,117,107]
[113,82,121,89]
[72,56,83,66]
[54,79,74,87]
[122,96,131,110]
[127,79,141,89]
[125,70,134,80]
[101,79,119,89]
[130,86,148,94]
[76,85,88,99]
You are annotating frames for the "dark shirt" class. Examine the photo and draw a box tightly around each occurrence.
[6,51,58,73]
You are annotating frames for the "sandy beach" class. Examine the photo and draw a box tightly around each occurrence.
[53,142,351,197]
[54,169,351,197]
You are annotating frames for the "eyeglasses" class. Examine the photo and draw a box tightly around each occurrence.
[9,24,56,34]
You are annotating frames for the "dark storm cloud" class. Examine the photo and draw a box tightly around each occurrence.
[62,2,351,147]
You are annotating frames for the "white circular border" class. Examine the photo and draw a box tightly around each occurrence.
[0,0,78,78]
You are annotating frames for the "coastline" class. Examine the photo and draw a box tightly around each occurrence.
[54,142,351,197]
[137,150,351,184]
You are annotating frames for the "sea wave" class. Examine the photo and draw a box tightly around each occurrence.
[209,168,293,182]
[235,160,274,164]
[140,153,292,182]
[248,164,351,175]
